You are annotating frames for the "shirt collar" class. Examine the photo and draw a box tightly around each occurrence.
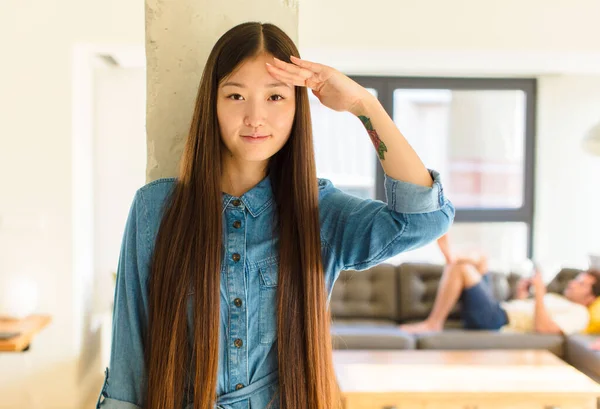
[221,174,274,217]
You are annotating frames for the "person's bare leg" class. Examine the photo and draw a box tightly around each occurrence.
[437,233,455,265]
[400,262,483,333]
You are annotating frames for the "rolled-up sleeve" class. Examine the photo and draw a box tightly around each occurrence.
[97,190,149,409]
[319,169,454,273]
[385,170,446,214]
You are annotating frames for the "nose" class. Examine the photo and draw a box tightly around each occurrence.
[244,101,265,128]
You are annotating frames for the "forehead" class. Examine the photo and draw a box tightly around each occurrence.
[576,272,596,285]
[221,54,284,86]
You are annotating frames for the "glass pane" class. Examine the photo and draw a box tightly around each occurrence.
[311,88,378,199]
[385,222,528,274]
[393,89,526,209]
[446,223,528,272]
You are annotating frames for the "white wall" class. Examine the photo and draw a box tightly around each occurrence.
[300,0,600,52]
[299,1,600,76]
[0,0,143,407]
[92,64,147,313]
[76,62,147,387]
[535,75,600,268]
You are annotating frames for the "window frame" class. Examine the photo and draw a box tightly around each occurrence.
[349,76,537,257]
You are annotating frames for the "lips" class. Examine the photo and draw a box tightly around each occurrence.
[242,134,270,138]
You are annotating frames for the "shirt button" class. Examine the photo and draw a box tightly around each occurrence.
[232,253,241,262]
[234,298,242,307]
[234,338,243,348]
[235,383,244,390]
[232,199,241,207]
[233,220,241,229]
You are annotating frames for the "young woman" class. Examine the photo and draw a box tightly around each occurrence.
[97,22,454,409]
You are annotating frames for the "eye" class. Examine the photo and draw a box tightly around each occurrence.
[227,94,244,101]
[269,94,284,101]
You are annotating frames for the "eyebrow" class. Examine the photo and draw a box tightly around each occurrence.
[221,81,290,89]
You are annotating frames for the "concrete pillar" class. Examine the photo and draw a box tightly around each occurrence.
[145,0,299,181]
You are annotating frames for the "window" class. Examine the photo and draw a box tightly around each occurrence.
[312,77,536,268]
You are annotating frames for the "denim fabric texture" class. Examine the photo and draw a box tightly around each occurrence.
[97,170,454,409]
[460,274,509,330]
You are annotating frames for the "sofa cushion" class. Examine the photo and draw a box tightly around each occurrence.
[397,263,450,321]
[331,321,416,350]
[565,334,600,382]
[416,330,565,357]
[330,264,397,320]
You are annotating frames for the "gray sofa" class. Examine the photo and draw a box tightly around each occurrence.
[330,263,600,382]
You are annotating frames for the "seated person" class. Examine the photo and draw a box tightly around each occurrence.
[400,234,600,335]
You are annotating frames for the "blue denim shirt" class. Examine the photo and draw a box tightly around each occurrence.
[97,170,454,409]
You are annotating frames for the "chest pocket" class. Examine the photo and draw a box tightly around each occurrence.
[258,258,279,345]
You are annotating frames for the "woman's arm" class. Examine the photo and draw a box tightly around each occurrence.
[319,171,454,273]
[352,96,433,187]
[267,56,455,273]
[97,190,150,409]
[267,55,433,189]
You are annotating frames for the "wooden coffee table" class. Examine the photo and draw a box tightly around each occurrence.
[333,349,600,409]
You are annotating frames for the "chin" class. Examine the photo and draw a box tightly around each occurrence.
[239,151,278,163]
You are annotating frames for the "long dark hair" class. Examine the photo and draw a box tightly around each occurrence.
[146,22,341,409]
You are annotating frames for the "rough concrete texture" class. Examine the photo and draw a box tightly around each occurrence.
[145,0,298,182]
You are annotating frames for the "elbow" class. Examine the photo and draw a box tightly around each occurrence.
[442,199,455,222]
[434,200,455,239]
[402,201,455,252]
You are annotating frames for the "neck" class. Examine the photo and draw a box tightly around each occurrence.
[221,154,268,197]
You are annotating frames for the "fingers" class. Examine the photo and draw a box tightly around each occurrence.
[290,55,324,74]
[265,63,307,87]
[267,57,314,88]
[266,61,323,91]
[273,57,314,79]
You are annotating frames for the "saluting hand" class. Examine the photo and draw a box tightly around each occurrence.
[266,56,374,116]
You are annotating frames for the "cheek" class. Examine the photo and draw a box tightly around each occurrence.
[217,104,239,137]
[271,103,295,132]
[216,102,226,131]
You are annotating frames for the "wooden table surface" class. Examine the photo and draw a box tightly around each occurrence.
[333,349,600,409]
[0,314,51,352]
